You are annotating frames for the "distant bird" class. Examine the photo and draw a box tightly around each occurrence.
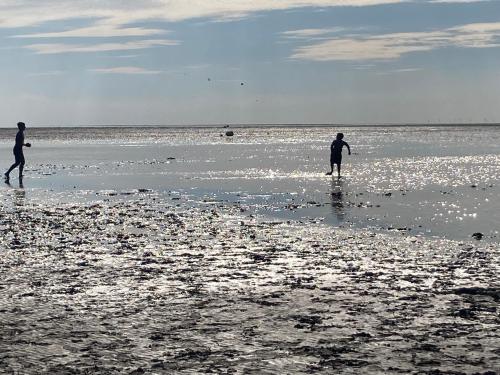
[240,82,244,86]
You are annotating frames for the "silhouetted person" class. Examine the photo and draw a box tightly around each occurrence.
[5,122,31,182]
[326,132,350,178]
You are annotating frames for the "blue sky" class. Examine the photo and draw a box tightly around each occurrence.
[1,0,500,126]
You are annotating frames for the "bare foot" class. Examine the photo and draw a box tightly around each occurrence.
[325,171,333,176]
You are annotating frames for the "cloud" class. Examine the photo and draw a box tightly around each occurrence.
[289,22,500,61]
[0,1,405,30]
[115,54,141,58]
[13,25,167,38]
[353,64,376,69]
[89,66,162,74]
[392,67,422,72]
[3,0,489,57]
[290,32,441,61]
[1,1,404,55]
[24,39,179,54]
[376,67,423,74]
[281,27,346,39]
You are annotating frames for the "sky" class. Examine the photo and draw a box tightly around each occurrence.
[1,0,500,126]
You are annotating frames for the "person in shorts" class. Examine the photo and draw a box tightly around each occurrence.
[5,122,31,181]
[326,132,350,178]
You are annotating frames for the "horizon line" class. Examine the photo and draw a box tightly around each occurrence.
[0,122,499,129]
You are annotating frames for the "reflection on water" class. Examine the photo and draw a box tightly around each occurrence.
[3,179,26,210]
[13,186,25,208]
[330,178,346,223]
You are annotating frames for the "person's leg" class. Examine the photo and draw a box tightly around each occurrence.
[5,162,19,179]
[18,153,25,179]
[7,149,23,180]
[337,162,341,178]
[326,154,334,175]
[326,163,334,175]
[19,161,25,178]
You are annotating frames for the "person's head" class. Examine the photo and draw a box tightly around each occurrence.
[336,132,344,140]
[17,122,26,131]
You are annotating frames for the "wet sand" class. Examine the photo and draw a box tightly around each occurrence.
[1,194,499,374]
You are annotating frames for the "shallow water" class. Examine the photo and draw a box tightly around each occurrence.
[1,125,499,241]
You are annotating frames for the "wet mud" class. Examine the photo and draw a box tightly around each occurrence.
[1,196,498,374]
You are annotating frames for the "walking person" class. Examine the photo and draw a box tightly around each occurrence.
[326,132,350,178]
[5,122,31,182]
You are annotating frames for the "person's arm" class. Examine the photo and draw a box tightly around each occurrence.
[344,141,351,155]
[21,133,31,147]
[22,135,31,147]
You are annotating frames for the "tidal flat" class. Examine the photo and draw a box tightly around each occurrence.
[0,126,499,373]
[1,194,499,374]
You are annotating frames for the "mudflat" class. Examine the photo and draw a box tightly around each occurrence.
[1,195,499,373]
[1,126,499,373]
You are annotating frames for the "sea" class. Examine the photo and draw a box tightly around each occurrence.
[1,125,498,242]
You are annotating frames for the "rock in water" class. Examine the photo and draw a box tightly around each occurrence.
[225,131,234,137]
[472,232,483,240]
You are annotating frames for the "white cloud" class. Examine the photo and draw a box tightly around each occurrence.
[115,54,141,58]
[0,1,404,30]
[376,67,423,74]
[281,27,346,39]
[14,25,167,38]
[24,39,179,54]
[291,33,441,61]
[289,22,500,61]
[89,66,162,74]
[1,1,404,55]
[393,67,422,72]
[3,0,491,57]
